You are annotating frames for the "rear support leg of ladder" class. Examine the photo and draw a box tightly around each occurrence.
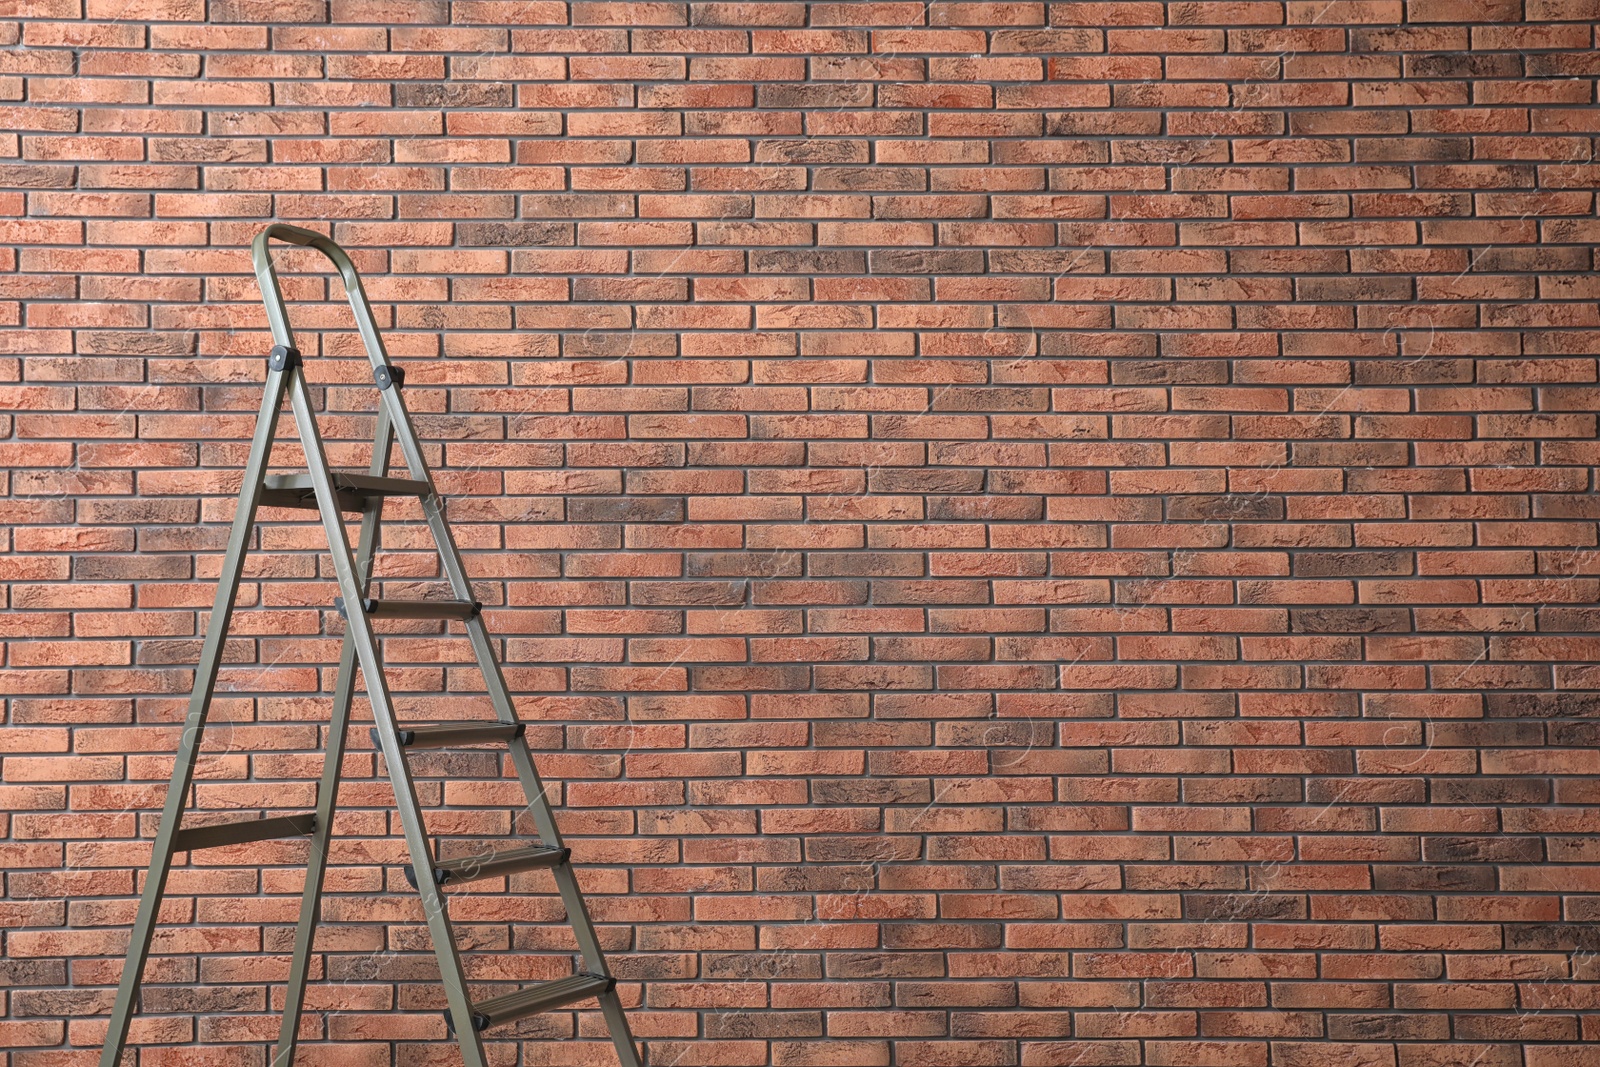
[98,358,294,1067]
[272,408,393,1067]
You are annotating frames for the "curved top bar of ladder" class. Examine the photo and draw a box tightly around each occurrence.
[251,222,393,370]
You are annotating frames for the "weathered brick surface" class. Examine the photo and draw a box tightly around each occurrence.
[3,1,1600,1064]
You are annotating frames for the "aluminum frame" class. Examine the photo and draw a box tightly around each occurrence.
[98,224,643,1067]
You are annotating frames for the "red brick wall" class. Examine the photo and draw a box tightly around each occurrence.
[3,0,1600,1064]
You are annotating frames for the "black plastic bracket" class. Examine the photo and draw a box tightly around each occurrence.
[268,345,302,373]
[333,596,379,618]
[401,862,439,890]
[373,364,405,391]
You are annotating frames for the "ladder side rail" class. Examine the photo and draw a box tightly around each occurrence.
[273,406,394,1067]
[98,365,294,1067]
[283,375,491,1067]
[375,367,644,1065]
[376,386,625,973]
[594,985,645,1067]
[355,254,645,1066]
[532,760,642,1067]
[506,742,612,970]
[385,372,644,1065]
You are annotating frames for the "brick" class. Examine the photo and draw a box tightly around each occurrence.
[0,2,1595,1058]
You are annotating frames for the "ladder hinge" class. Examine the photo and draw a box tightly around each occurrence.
[373,364,405,391]
[269,345,302,373]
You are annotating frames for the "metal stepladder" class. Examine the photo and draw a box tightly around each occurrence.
[99,224,644,1067]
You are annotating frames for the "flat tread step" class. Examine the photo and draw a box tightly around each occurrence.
[385,721,526,750]
[260,471,430,512]
[173,812,316,852]
[469,973,615,1032]
[404,842,568,888]
[341,597,480,621]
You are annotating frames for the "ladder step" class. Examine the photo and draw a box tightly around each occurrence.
[337,596,481,621]
[173,813,316,852]
[382,721,526,750]
[404,843,569,889]
[259,471,430,513]
[466,973,615,1032]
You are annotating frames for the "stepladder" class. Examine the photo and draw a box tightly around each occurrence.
[98,224,644,1067]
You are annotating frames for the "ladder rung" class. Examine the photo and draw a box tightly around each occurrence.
[404,843,569,889]
[173,813,316,852]
[338,596,481,621]
[382,721,526,750]
[259,471,430,512]
[465,973,615,1032]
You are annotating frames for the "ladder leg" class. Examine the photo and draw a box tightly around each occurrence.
[271,630,357,1067]
[510,734,644,1067]
[273,411,393,1067]
[99,366,292,1067]
[285,374,491,1067]
[597,989,645,1067]
[467,608,644,1066]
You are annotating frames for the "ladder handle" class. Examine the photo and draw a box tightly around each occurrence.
[252,223,361,295]
[251,223,394,373]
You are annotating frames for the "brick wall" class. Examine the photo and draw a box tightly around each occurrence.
[3,0,1600,1064]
